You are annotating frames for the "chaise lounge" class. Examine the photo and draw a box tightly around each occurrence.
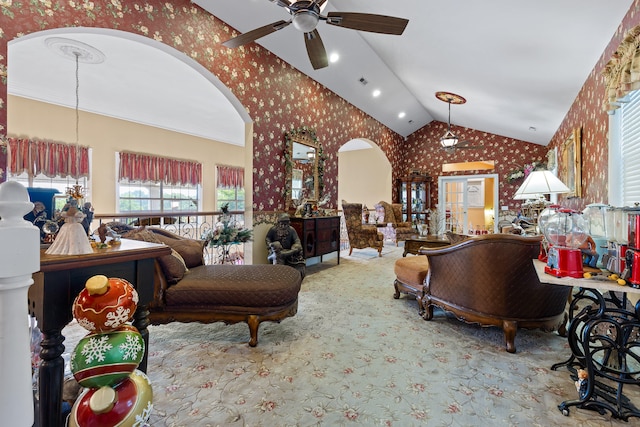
[123,227,303,346]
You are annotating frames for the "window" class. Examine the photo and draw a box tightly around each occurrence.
[117,151,202,213]
[118,180,199,213]
[216,165,245,211]
[11,173,90,212]
[6,138,92,214]
[610,89,640,206]
[216,187,245,211]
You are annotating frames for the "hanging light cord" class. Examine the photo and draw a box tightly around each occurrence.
[74,51,80,145]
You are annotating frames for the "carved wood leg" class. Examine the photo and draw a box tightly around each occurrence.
[393,280,401,299]
[247,315,260,347]
[38,329,66,427]
[416,295,425,316]
[503,320,517,353]
[423,303,434,320]
[132,303,150,373]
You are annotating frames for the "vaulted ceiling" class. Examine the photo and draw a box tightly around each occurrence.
[8,1,634,147]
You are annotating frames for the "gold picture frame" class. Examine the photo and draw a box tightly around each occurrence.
[560,127,582,198]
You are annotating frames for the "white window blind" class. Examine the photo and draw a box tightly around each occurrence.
[620,90,640,206]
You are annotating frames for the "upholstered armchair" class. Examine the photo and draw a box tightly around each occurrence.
[342,201,384,256]
[375,201,416,245]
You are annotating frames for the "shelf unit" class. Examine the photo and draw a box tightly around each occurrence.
[397,174,432,224]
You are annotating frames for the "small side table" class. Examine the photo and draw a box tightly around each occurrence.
[403,235,450,257]
[533,260,640,421]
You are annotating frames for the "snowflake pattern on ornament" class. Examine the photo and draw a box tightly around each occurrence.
[81,335,113,364]
[133,401,154,427]
[104,305,132,329]
[119,334,144,360]
[76,317,96,331]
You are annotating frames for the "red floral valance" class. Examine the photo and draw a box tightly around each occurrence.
[216,165,244,189]
[118,151,201,186]
[7,137,89,179]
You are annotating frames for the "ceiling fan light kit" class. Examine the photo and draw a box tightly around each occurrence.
[434,91,482,153]
[221,0,409,70]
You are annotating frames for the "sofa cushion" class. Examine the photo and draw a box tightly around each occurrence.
[161,249,189,284]
[154,236,205,268]
[394,256,429,287]
[122,228,187,283]
[165,265,302,308]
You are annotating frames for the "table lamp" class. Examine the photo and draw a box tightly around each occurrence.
[513,170,572,272]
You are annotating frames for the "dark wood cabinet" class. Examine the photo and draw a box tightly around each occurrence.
[290,216,340,265]
[397,174,432,224]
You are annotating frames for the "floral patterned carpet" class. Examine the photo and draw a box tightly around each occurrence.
[63,244,639,426]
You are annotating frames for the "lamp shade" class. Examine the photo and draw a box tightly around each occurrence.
[513,170,569,199]
[440,130,458,148]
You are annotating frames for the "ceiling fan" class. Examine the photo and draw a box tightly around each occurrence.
[221,0,409,70]
[435,91,483,154]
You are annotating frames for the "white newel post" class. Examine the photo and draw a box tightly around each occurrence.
[0,181,40,426]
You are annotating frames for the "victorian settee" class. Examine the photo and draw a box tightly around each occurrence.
[122,227,303,347]
[402,233,570,353]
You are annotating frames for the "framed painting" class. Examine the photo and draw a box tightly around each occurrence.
[560,127,581,198]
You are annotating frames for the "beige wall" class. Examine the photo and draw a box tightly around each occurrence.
[8,96,246,214]
[337,145,392,211]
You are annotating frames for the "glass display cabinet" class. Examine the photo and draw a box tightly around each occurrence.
[397,173,432,224]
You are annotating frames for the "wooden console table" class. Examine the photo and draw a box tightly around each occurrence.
[29,239,171,427]
[533,260,640,421]
[403,235,450,257]
[290,216,340,265]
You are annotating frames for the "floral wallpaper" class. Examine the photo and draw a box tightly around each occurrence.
[403,120,547,210]
[1,0,639,216]
[0,0,403,214]
[546,1,640,211]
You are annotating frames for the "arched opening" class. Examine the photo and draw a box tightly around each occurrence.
[337,138,392,210]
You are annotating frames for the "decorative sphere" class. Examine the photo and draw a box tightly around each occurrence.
[69,369,153,427]
[70,325,145,388]
[73,276,139,332]
[542,208,588,248]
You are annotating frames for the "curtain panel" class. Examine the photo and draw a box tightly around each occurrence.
[7,137,89,179]
[216,165,244,189]
[603,25,640,111]
[118,151,202,186]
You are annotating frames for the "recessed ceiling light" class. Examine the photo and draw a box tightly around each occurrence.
[398,112,406,119]
[329,52,339,63]
[372,89,381,97]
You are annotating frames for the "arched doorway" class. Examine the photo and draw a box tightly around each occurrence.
[337,138,392,210]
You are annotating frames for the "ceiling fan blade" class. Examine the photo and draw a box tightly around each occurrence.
[457,141,484,149]
[269,0,291,8]
[325,12,409,35]
[222,20,291,48]
[304,30,328,70]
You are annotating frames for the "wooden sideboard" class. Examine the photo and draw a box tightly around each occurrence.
[290,216,340,265]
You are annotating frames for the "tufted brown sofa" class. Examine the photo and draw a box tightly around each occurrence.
[417,233,570,353]
[123,228,302,347]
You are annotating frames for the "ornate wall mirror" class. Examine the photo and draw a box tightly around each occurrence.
[285,127,324,209]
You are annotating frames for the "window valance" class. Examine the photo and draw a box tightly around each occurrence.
[119,151,202,186]
[7,137,89,179]
[216,165,244,189]
[603,25,640,111]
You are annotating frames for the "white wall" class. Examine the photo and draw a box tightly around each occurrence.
[337,142,392,211]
